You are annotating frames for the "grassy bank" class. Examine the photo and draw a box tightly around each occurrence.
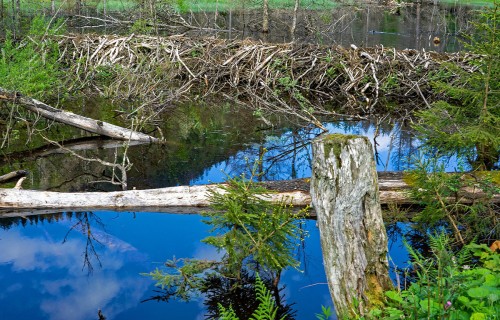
[8,0,496,16]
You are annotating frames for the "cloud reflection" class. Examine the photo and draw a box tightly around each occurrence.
[0,228,149,320]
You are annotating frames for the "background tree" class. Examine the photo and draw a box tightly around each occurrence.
[415,3,500,170]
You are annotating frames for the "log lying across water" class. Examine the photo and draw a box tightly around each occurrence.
[0,87,159,143]
[1,173,498,216]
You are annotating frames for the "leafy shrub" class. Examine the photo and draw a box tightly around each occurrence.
[373,232,500,319]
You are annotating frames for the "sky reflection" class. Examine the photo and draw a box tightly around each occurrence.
[0,212,333,320]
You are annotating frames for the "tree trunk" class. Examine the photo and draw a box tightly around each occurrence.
[262,0,269,33]
[0,170,28,184]
[311,134,392,318]
[290,0,299,41]
[1,173,497,212]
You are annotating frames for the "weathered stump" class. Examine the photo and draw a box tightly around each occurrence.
[311,134,392,318]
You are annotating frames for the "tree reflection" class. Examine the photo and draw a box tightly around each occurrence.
[0,211,106,274]
[222,119,417,181]
[63,212,105,274]
[142,269,296,320]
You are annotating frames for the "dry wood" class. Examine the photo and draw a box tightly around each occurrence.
[1,174,498,211]
[54,34,480,127]
[0,170,28,184]
[0,87,159,142]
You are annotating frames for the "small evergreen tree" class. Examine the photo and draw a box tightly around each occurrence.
[415,2,500,170]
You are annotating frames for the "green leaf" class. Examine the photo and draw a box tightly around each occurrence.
[457,295,470,305]
[385,290,403,303]
[470,312,487,320]
[467,286,493,298]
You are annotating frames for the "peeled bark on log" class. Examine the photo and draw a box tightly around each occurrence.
[310,134,392,318]
[0,87,159,142]
[0,174,498,212]
[0,185,310,211]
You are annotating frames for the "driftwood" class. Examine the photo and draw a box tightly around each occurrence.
[1,173,498,214]
[0,87,159,142]
[0,170,29,184]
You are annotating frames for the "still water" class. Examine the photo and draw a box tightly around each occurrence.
[0,117,414,319]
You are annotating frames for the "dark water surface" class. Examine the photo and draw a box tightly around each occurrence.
[184,3,471,52]
[61,2,480,52]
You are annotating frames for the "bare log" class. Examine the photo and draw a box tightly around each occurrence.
[0,87,159,143]
[0,174,498,212]
[0,170,28,184]
[310,134,392,317]
[0,185,309,211]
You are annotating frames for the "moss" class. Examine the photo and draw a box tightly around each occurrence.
[475,171,500,185]
[322,134,365,166]
[402,171,419,187]
[365,274,387,310]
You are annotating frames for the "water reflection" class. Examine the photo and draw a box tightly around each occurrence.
[0,212,330,319]
[182,3,473,52]
[191,120,417,185]
[0,215,150,320]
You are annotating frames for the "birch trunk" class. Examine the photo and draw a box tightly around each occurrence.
[290,0,299,41]
[1,174,497,211]
[311,134,392,318]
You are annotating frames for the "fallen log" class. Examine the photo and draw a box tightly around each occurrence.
[1,174,498,214]
[0,87,159,143]
[0,170,29,184]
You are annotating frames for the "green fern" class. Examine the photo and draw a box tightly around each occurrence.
[218,303,239,320]
[249,275,283,320]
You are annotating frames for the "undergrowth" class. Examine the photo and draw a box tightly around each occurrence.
[0,16,66,100]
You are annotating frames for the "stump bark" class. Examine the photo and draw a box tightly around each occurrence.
[311,134,392,318]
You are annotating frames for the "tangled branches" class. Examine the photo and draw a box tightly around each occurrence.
[58,33,479,128]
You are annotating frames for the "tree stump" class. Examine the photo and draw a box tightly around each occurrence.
[311,134,392,318]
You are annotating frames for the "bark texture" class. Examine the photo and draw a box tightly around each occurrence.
[311,134,392,318]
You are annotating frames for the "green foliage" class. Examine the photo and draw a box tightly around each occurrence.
[414,3,500,170]
[217,274,285,320]
[375,232,500,319]
[0,16,65,99]
[315,305,333,320]
[406,157,500,243]
[129,19,154,34]
[141,258,220,300]
[203,158,307,277]
[143,157,306,317]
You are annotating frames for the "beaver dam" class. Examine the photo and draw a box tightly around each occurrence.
[57,33,479,128]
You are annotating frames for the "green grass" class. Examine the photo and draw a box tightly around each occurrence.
[438,0,497,6]
[6,0,497,15]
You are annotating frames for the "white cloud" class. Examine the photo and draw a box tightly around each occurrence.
[0,228,150,320]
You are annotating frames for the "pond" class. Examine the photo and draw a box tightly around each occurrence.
[66,2,476,53]
[0,101,420,319]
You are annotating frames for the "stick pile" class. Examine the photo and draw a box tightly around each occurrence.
[58,33,479,126]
